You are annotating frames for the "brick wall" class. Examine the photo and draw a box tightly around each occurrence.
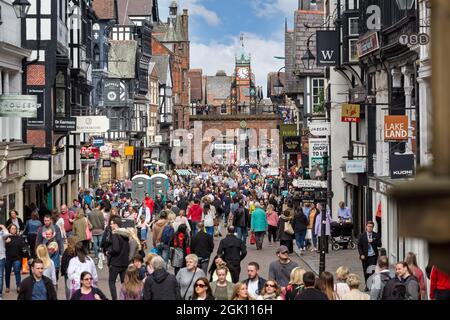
[27,130,46,148]
[26,65,45,86]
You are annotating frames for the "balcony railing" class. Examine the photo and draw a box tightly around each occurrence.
[352,140,367,158]
[190,104,278,117]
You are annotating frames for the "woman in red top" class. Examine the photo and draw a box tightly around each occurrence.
[170,224,191,276]
[430,266,450,300]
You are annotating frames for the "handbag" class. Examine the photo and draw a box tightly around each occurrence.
[284,220,294,235]
[170,247,185,268]
[250,231,256,245]
[85,218,92,241]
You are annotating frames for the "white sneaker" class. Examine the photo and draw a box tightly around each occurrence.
[98,257,104,270]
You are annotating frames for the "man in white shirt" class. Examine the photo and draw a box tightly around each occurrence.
[242,262,266,299]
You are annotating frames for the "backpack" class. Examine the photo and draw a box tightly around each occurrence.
[381,278,407,300]
[376,272,392,300]
[161,223,174,245]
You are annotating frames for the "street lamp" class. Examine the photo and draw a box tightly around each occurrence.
[12,0,31,19]
[395,0,415,10]
[273,77,284,96]
[301,34,316,70]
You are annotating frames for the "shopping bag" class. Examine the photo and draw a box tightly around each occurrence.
[21,257,29,274]
[250,232,256,245]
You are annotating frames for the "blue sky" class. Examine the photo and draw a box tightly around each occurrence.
[158,0,298,97]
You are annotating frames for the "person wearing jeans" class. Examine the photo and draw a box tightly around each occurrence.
[250,203,268,250]
[292,208,308,254]
[4,224,26,293]
[0,224,10,299]
[88,204,105,262]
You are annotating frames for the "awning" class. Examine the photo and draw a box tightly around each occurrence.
[175,169,194,176]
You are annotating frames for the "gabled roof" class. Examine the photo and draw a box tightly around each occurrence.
[152,55,171,85]
[117,0,135,25]
[126,0,153,16]
[92,0,118,20]
[206,75,233,102]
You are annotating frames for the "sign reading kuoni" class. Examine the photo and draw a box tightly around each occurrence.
[384,115,408,141]
[0,95,38,117]
[390,153,415,179]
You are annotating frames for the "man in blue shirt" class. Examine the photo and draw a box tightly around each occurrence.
[337,201,352,221]
[18,258,57,300]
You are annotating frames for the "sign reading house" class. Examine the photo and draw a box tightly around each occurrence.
[316,31,340,66]
[0,95,38,118]
[390,153,415,179]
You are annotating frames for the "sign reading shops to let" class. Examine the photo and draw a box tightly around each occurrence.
[384,115,408,141]
[309,138,328,170]
[341,104,361,123]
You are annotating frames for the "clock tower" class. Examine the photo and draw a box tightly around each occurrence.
[231,34,257,109]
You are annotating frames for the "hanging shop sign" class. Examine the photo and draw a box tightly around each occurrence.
[308,122,330,136]
[293,179,327,189]
[390,153,415,179]
[283,136,302,154]
[316,30,340,66]
[75,116,110,133]
[111,150,120,158]
[384,115,409,141]
[345,160,366,173]
[92,137,105,147]
[280,124,297,137]
[341,104,361,122]
[103,79,128,106]
[0,95,38,118]
[54,117,77,131]
[124,146,135,156]
[309,138,328,171]
[357,32,380,57]
[103,159,112,167]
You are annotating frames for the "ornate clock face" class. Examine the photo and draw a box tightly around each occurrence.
[237,67,249,80]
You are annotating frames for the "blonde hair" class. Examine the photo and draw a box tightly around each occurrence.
[346,273,361,289]
[185,254,199,265]
[122,265,143,300]
[231,282,251,300]
[127,227,142,251]
[145,253,157,266]
[36,244,52,269]
[289,267,306,285]
[336,266,350,281]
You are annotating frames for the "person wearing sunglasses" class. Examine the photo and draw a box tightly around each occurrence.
[70,271,108,300]
[191,277,215,300]
[257,280,283,300]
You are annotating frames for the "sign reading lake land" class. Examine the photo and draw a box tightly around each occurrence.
[0,95,38,118]
[384,115,408,141]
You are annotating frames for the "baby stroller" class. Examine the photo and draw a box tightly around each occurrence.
[330,220,356,250]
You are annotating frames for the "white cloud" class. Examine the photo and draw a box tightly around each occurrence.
[158,0,220,26]
[191,33,285,98]
[252,0,298,19]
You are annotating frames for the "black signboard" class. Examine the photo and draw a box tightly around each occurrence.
[283,136,302,154]
[390,153,415,179]
[103,159,112,167]
[103,79,127,106]
[54,117,77,131]
[27,88,45,127]
[316,30,340,66]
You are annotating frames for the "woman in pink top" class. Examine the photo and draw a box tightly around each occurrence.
[406,252,427,300]
[266,204,279,244]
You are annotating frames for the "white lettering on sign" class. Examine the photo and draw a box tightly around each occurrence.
[384,123,408,139]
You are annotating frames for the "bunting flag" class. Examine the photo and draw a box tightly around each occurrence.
[376,201,382,218]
